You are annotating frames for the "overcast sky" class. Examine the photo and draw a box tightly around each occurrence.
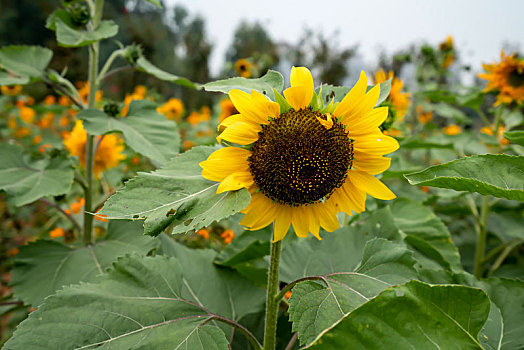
[165,0,523,76]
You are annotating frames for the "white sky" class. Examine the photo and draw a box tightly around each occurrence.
[165,0,523,76]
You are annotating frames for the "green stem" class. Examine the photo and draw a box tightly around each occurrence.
[211,315,263,350]
[263,232,282,350]
[473,196,490,278]
[97,49,124,85]
[487,240,522,277]
[83,0,104,246]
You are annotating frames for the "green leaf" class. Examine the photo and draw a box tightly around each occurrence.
[203,70,284,99]
[136,57,197,89]
[159,235,266,321]
[214,228,270,267]
[317,84,350,104]
[0,45,53,84]
[391,199,462,271]
[4,254,229,350]
[405,154,524,201]
[478,278,524,350]
[504,131,524,146]
[372,77,392,106]
[280,207,402,282]
[78,100,180,164]
[0,144,74,206]
[432,102,471,124]
[308,281,489,350]
[55,18,118,47]
[145,0,163,8]
[273,88,292,113]
[399,136,454,149]
[99,146,251,236]
[288,238,417,346]
[9,220,158,306]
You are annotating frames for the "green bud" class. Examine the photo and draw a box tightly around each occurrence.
[104,102,120,117]
[68,2,90,26]
[123,44,143,65]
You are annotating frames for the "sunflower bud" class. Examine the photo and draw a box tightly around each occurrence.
[123,44,143,66]
[68,2,90,26]
[104,102,120,117]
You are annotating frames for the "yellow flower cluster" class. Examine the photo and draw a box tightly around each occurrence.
[478,51,524,106]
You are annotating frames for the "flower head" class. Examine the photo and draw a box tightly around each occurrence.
[219,98,239,123]
[416,106,433,124]
[186,106,211,126]
[220,229,235,244]
[443,124,461,135]
[19,106,35,124]
[235,58,253,78]
[1,85,22,96]
[63,120,126,177]
[478,51,524,106]
[373,69,410,120]
[157,98,185,121]
[200,67,398,242]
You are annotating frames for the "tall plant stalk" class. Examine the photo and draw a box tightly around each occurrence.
[263,232,282,350]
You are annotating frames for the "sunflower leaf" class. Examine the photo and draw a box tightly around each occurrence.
[307,281,489,349]
[203,70,284,99]
[0,45,53,84]
[9,221,158,307]
[504,131,524,147]
[4,254,229,350]
[0,144,74,206]
[136,57,197,89]
[373,77,392,105]
[54,16,118,47]
[404,154,524,201]
[78,100,180,164]
[99,146,251,236]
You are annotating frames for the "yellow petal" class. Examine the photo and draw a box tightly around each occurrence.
[217,113,259,132]
[282,66,314,110]
[217,171,254,193]
[306,205,321,240]
[333,71,367,118]
[347,107,388,136]
[352,155,391,175]
[229,89,279,125]
[217,122,260,145]
[327,188,353,216]
[353,134,399,156]
[316,202,340,232]
[340,84,381,126]
[273,205,292,242]
[340,179,366,213]
[347,170,396,200]
[199,147,251,182]
[291,206,309,238]
[240,193,271,226]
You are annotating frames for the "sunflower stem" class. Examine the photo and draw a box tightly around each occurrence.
[473,196,490,278]
[263,230,282,350]
[83,0,104,246]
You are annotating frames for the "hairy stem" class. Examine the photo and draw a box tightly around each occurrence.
[39,198,81,232]
[263,232,282,350]
[211,315,263,350]
[473,196,490,278]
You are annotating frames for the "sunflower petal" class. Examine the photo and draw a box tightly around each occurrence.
[316,202,340,232]
[340,84,381,126]
[282,66,314,110]
[291,206,310,238]
[333,71,367,118]
[240,193,271,226]
[347,170,396,200]
[273,205,292,242]
[353,134,399,156]
[217,171,254,194]
[229,89,279,125]
[199,147,251,182]
[347,107,388,136]
[352,155,391,175]
[217,122,260,145]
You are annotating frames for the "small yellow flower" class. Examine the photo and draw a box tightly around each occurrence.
[77,82,103,104]
[58,95,71,106]
[373,69,410,119]
[480,126,494,136]
[19,106,35,124]
[49,227,65,239]
[442,54,455,69]
[157,98,185,121]
[478,51,524,106]
[14,127,31,138]
[219,98,239,123]
[220,229,235,244]
[443,124,461,135]
[70,197,85,214]
[32,135,43,145]
[44,95,56,105]
[439,35,454,52]
[235,58,252,78]
[38,112,55,128]
[186,106,211,126]
[8,117,17,130]
[416,106,433,123]
[1,85,22,96]
[134,85,147,98]
[63,120,126,177]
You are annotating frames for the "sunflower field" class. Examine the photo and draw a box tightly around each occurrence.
[1,1,524,349]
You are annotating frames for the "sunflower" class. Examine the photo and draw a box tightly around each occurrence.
[373,69,410,120]
[157,98,185,121]
[64,120,126,177]
[235,58,253,78]
[1,85,22,96]
[478,51,524,106]
[443,124,461,135]
[199,67,398,241]
[219,98,239,123]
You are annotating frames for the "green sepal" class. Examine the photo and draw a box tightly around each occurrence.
[273,88,292,114]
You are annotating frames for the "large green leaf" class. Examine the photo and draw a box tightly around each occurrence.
[55,17,118,47]
[9,221,158,306]
[405,154,524,201]
[136,57,197,89]
[308,280,489,349]
[99,146,251,236]
[317,78,392,106]
[288,238,418,346]
[479,278,524,350]
[0,144,74,206]
[158,235,266,321]
[0,45,53,84]
[4,254,229,350]
[391,199,462,271]
[504,131,524,147]
[78,100,180,164]
[203,70,284,99]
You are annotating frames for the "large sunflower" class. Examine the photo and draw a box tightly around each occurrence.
[478,51,524,106]
[200,67,398,241]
